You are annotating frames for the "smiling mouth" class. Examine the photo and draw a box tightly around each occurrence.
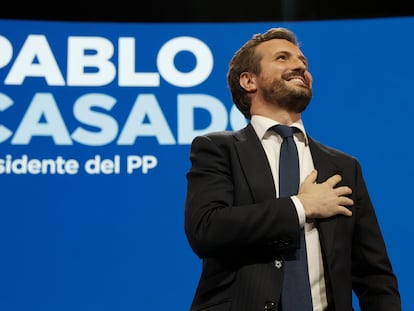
[287,77,307,87]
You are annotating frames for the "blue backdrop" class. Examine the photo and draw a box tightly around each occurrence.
[0,17,412,311]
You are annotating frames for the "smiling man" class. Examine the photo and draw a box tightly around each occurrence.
[184,27,401,311]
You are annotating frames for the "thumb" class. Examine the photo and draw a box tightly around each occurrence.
[303,169,318,184]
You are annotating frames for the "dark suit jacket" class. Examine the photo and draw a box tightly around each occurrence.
[184,123,401,311]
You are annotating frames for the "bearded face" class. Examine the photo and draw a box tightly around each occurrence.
[260,70,312,113]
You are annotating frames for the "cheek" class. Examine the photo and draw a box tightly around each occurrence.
[306,72,313,87]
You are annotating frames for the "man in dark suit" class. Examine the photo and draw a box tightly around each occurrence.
[184,27,401,311]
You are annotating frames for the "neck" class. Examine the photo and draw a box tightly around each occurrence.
[251,108,301,125]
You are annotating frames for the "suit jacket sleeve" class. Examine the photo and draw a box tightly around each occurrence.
[184,130,302,261]
[309,138,401,311]
[350,160,401,311]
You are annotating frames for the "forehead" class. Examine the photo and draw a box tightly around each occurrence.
[256,38,304,57]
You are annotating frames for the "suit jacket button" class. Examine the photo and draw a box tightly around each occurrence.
[264,301,276,310]
[274,260,283,269]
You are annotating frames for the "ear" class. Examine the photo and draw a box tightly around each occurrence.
[239,72,257,92]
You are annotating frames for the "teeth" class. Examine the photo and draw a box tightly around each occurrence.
[289,78,304,84]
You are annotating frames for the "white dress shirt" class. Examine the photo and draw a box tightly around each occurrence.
[250,115,328,311]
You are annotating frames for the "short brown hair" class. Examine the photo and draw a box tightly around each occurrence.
[227,27,299,119]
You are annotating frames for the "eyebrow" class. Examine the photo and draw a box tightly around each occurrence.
[273,50,308,65]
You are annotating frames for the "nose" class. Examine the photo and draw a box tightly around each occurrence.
[291,57,307,70]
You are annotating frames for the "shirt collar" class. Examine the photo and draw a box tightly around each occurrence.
[250,115,309,144]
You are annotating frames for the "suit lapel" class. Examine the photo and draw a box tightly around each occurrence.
[308,137,344,260]
[234,124,277,202]
[232,127,341,259]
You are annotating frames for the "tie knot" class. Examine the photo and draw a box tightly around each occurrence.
[272,125,295,139]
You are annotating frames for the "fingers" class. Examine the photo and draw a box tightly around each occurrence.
[305,171,352,195]
[325,174,342,187]
[321,174,353,198]
[304,169,318,184]
[305,171,344,189]
[338,206,353,217]
[334,187,354,217]
[300,170,354,219]
[334,185,353,197]
[338,194,354,205]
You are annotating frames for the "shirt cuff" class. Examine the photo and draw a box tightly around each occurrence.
[291,195,306,227]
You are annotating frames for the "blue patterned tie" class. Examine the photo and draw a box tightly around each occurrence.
[273,125,313,311]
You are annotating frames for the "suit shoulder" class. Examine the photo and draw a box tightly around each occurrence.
[191,130,235,144]
[191,126,250,145]
[310,137,358,161]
